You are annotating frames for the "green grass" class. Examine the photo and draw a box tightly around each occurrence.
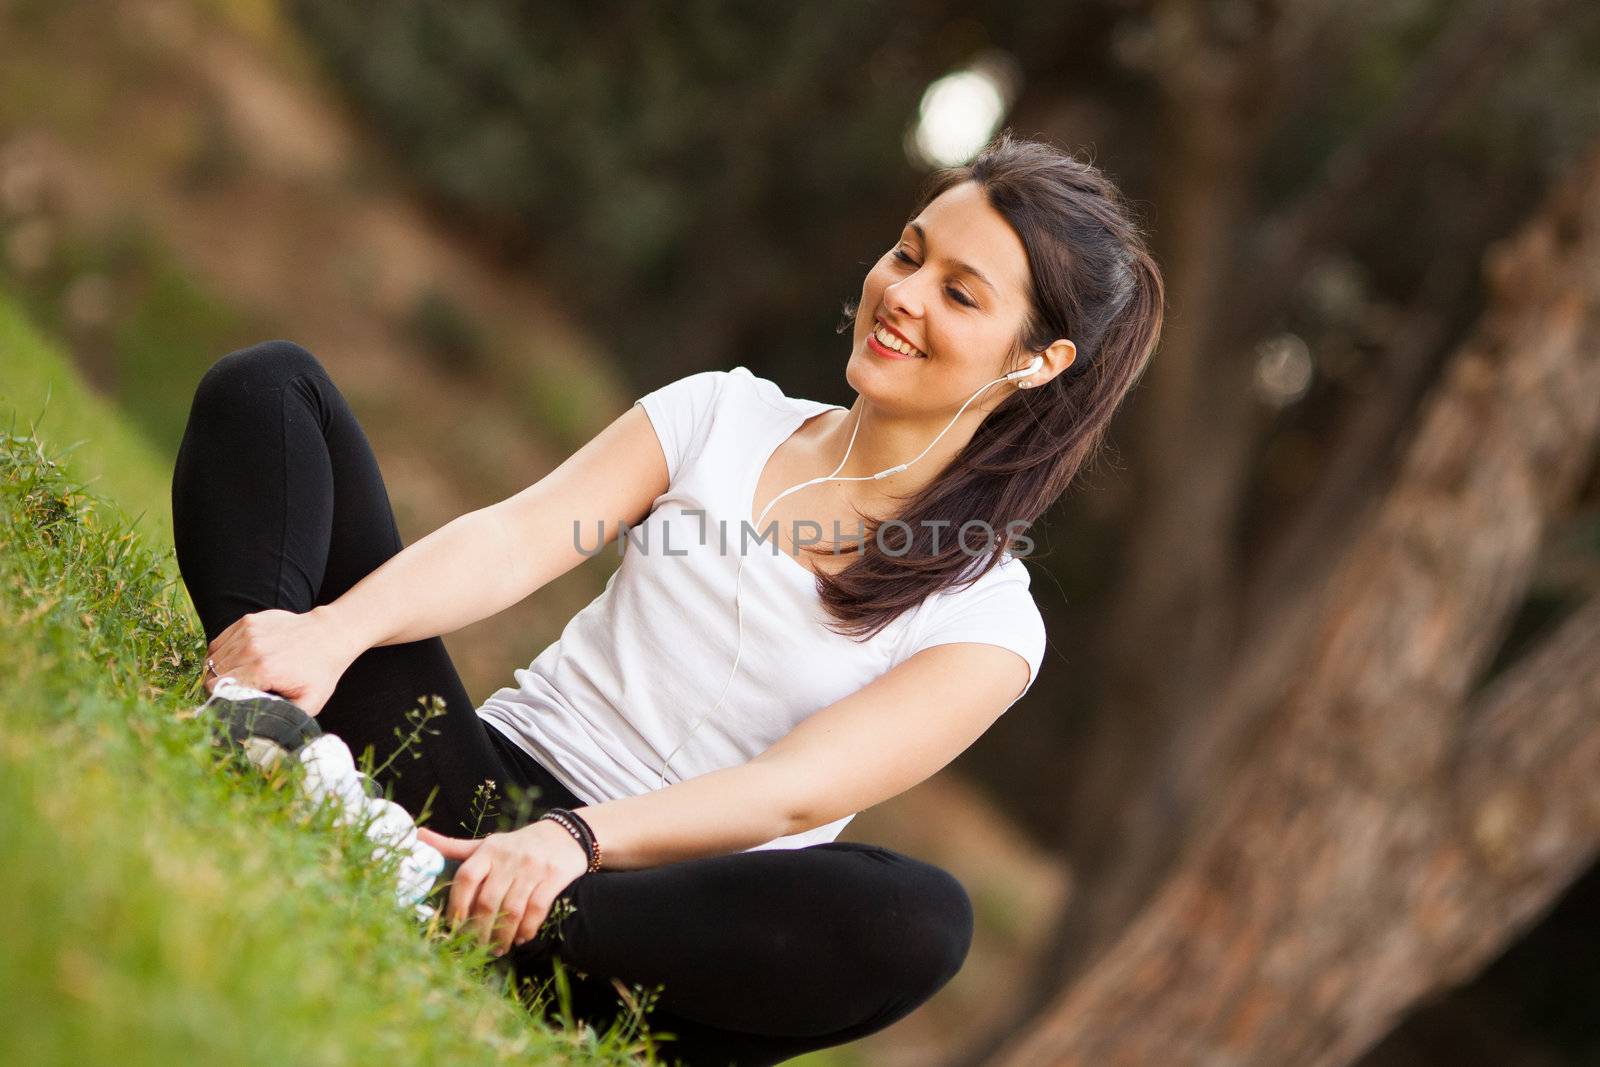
[0,430,673,1066]
[0,309,668,1063]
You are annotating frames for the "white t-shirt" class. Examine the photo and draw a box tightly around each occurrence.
[478,366,1047,851]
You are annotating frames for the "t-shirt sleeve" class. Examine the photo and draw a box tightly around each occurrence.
[904,562,1047,704]
[633,369,728,486]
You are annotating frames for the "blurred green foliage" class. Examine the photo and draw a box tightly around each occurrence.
[285,1,967,396]
[113,248,255,453]
[0,215,260,458]
[0,289,178,555]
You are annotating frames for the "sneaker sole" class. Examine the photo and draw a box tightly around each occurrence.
[209,694,323,767]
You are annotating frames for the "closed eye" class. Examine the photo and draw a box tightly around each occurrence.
[890,248,978,308]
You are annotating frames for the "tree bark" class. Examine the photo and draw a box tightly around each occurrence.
[1031,0,1580,1012]
[988,137,1600,1066]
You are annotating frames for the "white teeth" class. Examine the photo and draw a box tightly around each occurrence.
[873,324,923,357]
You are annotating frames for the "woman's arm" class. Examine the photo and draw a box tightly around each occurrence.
[320,404,670,651]
[577,639,1031,868]
[204,404,673,712]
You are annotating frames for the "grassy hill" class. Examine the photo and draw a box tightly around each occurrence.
[0,299,659,1065]
[1,292,181,562]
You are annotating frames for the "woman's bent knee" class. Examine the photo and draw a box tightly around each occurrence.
[854,852,975,1010]
[194,340,327,408]
[908,863,975,998]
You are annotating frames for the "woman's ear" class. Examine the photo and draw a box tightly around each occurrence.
[1027,338,1077,388]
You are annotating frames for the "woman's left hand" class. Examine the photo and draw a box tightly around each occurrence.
[417,820,591,956]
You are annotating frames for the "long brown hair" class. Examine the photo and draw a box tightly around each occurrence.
[807,129,1165,639]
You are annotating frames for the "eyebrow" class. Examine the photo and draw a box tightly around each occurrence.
[906,221,999,296]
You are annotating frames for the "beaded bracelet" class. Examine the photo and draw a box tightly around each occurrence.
[537,809,591,867]
[538,807,602,873]
[547,809,602,873]
[560,809,602,871]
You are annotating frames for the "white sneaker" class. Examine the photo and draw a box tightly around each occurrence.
[197,677,448,918]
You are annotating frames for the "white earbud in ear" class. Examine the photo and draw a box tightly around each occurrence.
[1006,354,1046,384]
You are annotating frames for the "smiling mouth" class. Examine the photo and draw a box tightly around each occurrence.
[867,331,923,360]
[869,322,926,358]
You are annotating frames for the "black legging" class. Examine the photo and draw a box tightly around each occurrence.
[170,340,974,1066]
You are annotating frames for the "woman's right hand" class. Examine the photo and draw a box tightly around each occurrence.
[203,605,361,717]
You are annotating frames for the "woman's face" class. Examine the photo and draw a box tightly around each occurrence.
[847,179,1036,414]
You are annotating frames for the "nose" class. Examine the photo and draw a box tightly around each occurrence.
[883,273,927,321]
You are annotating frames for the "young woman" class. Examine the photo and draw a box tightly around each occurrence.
[171,131,1163,1065]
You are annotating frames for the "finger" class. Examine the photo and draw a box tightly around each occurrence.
[207,625,232,656]
[209,626,240,662]
[447,854,489,928]
[512,885,559,950]
[207,635,246,681]
[471,872,515,946]
[493,878,537,957]
[418,827,482,861]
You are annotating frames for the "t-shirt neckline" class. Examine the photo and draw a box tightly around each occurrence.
[742,399,849,583]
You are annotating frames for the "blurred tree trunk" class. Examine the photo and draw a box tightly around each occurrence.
[1016,0,1576,1027]
[985,135,1600,1066]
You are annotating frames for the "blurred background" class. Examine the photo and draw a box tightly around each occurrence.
[3,1,1599,1064]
